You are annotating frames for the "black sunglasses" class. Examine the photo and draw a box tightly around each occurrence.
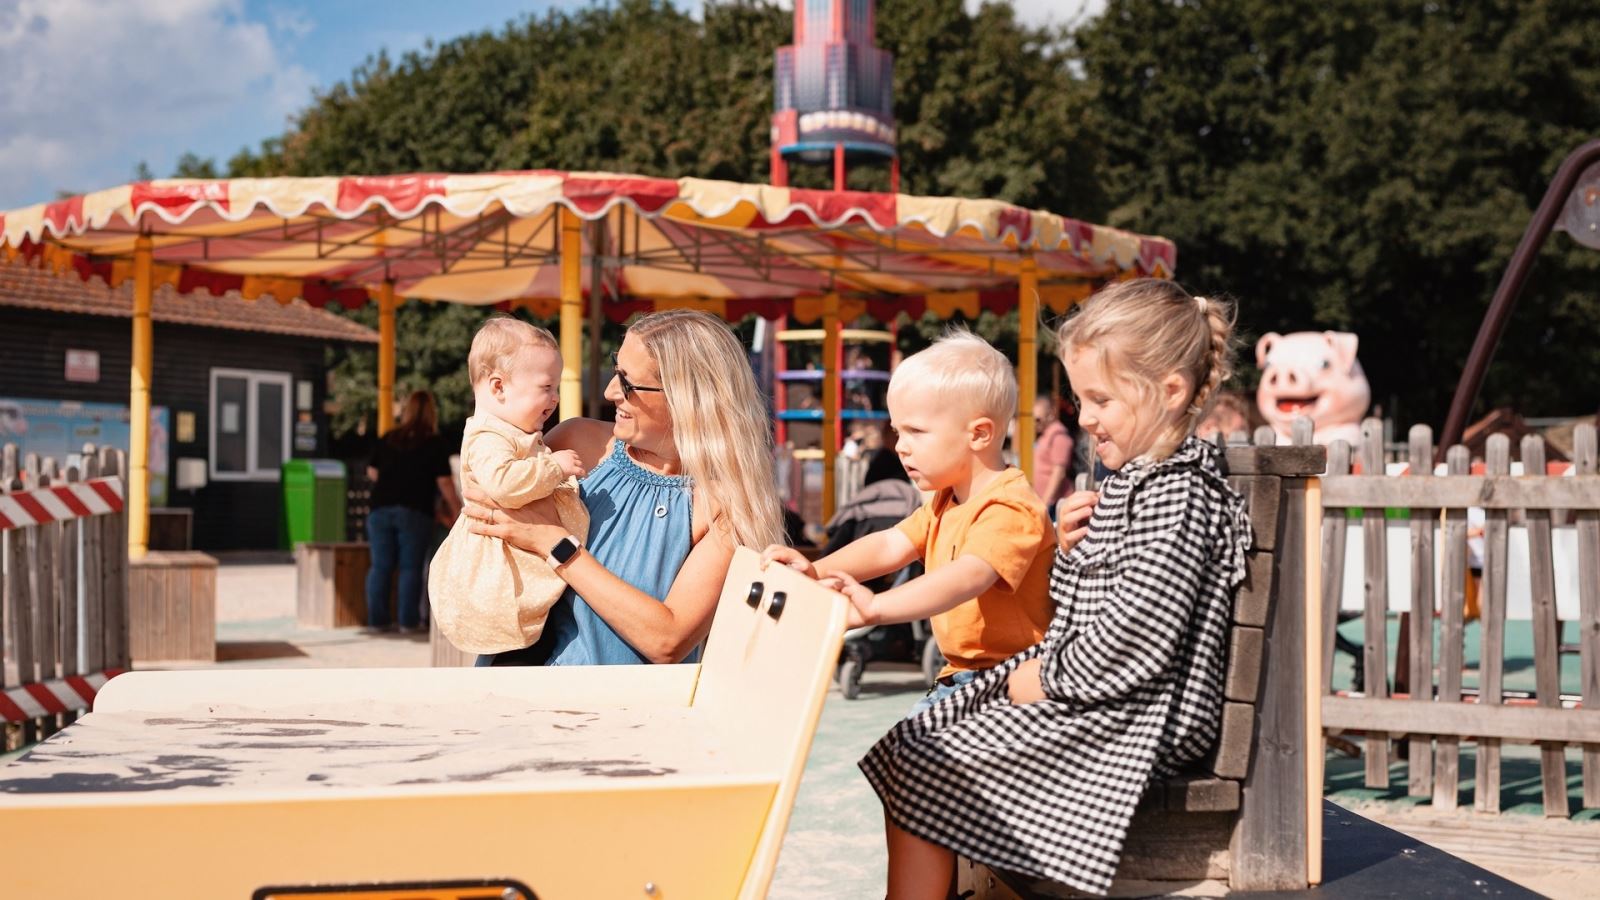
[612,351,665,398]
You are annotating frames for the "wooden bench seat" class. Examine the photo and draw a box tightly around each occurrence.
[962,441,1326,897]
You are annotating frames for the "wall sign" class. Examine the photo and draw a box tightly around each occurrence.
[64,349,100,383]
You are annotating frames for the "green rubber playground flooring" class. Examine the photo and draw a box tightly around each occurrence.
[1326,614,1596,819]
[1327,614,1585,698]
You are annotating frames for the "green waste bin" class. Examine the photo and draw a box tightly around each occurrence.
[282,459,348,548]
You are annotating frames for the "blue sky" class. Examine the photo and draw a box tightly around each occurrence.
[0,0,1082,210]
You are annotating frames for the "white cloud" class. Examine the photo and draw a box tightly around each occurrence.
[0,0,1099,210]
[989,0,1107,28]
[269,4,315,40]
[0,0,314,208]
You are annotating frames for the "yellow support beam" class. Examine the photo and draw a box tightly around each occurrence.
[128,235,153,559]
[821,291,841,524]
[560,208,583,420]
[377,281,397,435]
[1017,255,1039,481]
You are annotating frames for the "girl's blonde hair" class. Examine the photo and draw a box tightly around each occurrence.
[468,315,558,385]
[889,328,1017,428]
[1057,278,1236,455]
[628,310,784,549]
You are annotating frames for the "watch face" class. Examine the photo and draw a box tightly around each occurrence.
[550,537,579,565]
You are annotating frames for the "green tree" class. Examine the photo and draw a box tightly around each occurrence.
[171,152,218,178]
[209,0,1099,435]
[1076,0,1600,425]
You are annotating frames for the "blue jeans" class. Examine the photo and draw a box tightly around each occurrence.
[908,668,978,717]
[366,505,433,628]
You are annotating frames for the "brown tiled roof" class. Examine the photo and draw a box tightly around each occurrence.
[0,261,378,344]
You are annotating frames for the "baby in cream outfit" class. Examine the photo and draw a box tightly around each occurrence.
[429,317,589,654]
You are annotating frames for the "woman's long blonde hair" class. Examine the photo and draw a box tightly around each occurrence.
[629,310,784,549]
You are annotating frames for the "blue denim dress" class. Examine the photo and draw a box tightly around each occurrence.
[484,440,694,666]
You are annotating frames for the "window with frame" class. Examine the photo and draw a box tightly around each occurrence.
[210,368,291,481]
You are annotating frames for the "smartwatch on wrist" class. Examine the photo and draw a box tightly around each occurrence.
[548,534,582,568]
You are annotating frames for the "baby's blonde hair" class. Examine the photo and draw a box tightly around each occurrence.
[1057,278,1236,454]
[889,329,1017,428]
[468,315,558,385]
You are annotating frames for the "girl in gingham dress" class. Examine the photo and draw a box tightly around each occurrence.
[859,279,1253,897]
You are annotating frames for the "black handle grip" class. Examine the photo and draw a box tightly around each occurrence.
[767,590,787,620]
[746,581,764,607]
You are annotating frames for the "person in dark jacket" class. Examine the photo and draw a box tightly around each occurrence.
[365,390,460,632]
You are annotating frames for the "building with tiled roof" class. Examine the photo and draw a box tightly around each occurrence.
[0,261,377,344]
[1,261,378,551]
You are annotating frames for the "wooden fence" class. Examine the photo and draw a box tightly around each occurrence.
[1,443,129,750]
[1318,418,1600,818]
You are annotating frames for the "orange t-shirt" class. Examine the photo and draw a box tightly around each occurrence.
[895,468,1055,676]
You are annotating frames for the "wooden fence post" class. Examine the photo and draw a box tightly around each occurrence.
[1359,418,1390,787]
[1320,441,1351,694]
[1433,445,1471,811]
[8,460,37,746]
[1,445,16,750]
[1521,435,1568,818]
[1576,424,1600,809]
[34,460,60,738]
[79,447,105,675]
[99,447,129,670]
[59,462,81,709]
[1475,434,1511,814]
[1231,438,1325,890]
[1406,425,1435,798]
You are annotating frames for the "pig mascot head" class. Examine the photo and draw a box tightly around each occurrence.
[1255,331,1370,446]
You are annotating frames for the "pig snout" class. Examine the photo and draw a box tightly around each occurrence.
[1264,366,1312,393]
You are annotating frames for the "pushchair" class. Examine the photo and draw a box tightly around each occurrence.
[821,450,944,699]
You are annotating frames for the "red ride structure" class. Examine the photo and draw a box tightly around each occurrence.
[771,0,898,191]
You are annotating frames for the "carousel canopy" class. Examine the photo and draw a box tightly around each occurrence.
[0,171,1174,323]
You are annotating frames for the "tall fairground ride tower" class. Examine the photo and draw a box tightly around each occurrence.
[771,0,898,191]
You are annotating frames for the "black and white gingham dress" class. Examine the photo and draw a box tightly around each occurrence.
[859,438,1251,895]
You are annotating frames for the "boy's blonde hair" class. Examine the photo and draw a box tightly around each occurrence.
[1057,278,1237,452]
[468,315,558,385]
[889,329,1017,428]
[627,310,783,550]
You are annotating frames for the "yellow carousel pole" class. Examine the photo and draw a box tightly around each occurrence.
[128,235,153,559]
[821,290,841,524]
[377,280,397,435]
[1017,254,1039,481]
[559,208,583,420]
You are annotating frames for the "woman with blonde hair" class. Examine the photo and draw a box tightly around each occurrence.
[469,309,784,665]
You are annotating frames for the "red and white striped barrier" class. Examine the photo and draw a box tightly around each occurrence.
[0,476,123,531]
[0,670,124,722]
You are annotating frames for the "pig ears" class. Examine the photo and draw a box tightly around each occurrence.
[1323,331,1359,370]
[1255,332,1281,368]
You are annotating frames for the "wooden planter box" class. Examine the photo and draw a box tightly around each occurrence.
[295,542,372,629]
[128,551,217,663]
[430,619,476,667]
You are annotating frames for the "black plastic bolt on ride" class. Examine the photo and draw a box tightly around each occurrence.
[747,581,764,607]
[767,591,787,620]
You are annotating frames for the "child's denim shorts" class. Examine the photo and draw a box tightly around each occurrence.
[907,667,978,717]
